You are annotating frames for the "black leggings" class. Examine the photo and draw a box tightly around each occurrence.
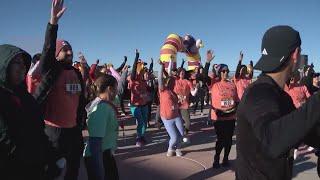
[213,120,235,160]
[85,149,119,180]
[45,126,83,180]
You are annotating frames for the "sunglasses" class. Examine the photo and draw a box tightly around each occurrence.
[221,69,229,73]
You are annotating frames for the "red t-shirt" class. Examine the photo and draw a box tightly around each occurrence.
[174,78,193,109]
[44,70,81,128]
[129,78,150,106]
[210,80,238,121]
[159,89,180,120]
[234,77,252,100]
[285,84,311,108]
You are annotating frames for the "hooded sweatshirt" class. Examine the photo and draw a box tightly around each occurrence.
[0,44,58,178]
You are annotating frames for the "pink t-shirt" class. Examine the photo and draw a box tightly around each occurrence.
[234,77,252,100]
[285,84,311,108]
[128,78,150,106]
[44,70,81,128]
[174,78,193,109]
[211,80,238,121]
[159,89,180,120]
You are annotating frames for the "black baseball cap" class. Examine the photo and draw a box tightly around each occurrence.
[254,25,301,72]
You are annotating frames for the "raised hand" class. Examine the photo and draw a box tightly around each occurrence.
[96,59,100,65]
[206,50,215,62]
[50,0,67,25]
[151,58,154,63]
[158,59,164,66]
[239,51,244,61]
[122,65,129,72]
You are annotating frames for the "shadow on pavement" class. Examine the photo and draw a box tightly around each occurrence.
[183,159,236,180]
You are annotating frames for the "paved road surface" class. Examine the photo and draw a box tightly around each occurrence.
[72,107,319,180]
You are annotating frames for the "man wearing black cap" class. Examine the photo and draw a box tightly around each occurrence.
[236,25,320,180]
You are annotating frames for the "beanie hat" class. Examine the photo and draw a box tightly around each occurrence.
[55,39,72,57]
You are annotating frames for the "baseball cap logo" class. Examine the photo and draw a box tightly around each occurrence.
[262,48,268,55]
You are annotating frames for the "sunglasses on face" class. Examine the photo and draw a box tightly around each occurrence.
[221,70,229,73]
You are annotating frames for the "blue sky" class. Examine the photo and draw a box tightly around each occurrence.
[1,0,320,71]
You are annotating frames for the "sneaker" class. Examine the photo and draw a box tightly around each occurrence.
[212,161,220,169]
[120,112,126,117]
[222,159,230,167]
[176,149,183,157]
[136,138,144,147]
[167,149,175,157]
[213,155,220,169]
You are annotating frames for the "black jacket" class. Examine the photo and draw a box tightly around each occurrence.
[33,23,86,128]
[236,74,320,180]
[0,45,59,179]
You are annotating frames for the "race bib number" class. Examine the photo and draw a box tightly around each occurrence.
[66,84,82,94]
[221,99,235,108]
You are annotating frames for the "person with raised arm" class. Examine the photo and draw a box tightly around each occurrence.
[30,0,86,179]
[158,60,185,157]
[234,51,253,100]
[204,50,239,168]
[128,50,151,147]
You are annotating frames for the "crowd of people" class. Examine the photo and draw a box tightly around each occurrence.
[2,0,320,180]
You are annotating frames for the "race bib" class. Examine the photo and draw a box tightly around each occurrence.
[221,99,235,108]
[66,84,82,94]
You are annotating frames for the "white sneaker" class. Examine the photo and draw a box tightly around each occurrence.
[308,146,314,152]
[176,149,183,157]
[294,149,298,160]
[167,149,175,157]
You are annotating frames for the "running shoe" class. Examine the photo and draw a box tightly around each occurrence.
[167,149,175,157]
[136,138,144,147]
[222,159,230,167]
[176,149,183,157]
